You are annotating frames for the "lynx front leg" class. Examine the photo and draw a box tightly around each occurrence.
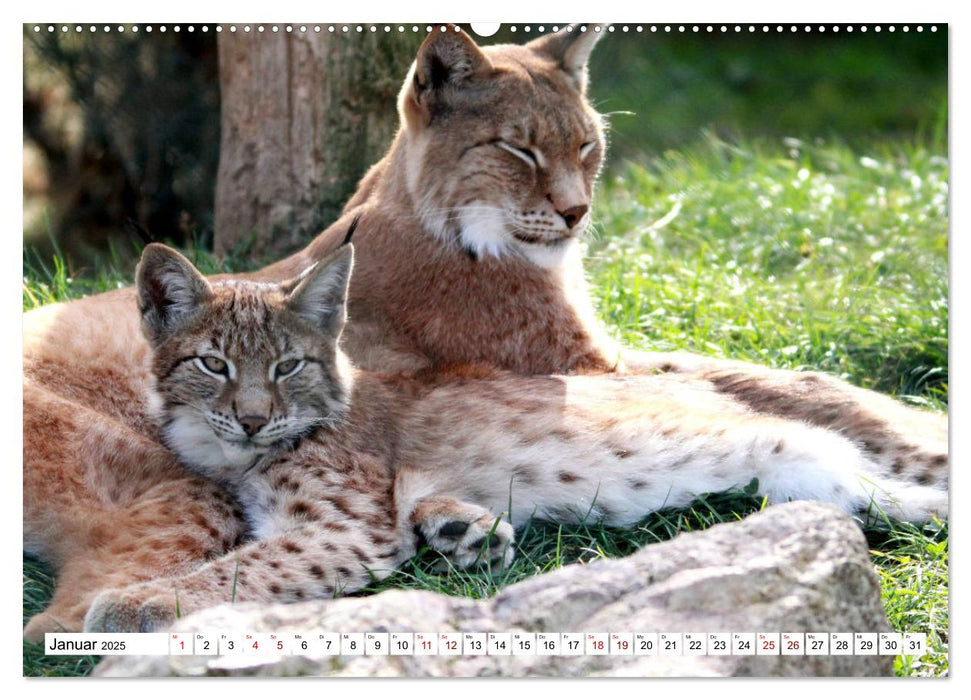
[85,519,402,633]
[24,479,246,642]
[23,381,250,639]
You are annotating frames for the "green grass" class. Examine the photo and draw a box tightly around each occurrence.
[22,133,948,677]
[23,556,99,676]
[358,485,768,600]
[588,30,946,158]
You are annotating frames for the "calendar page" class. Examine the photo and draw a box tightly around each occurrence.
[21,3,950,681]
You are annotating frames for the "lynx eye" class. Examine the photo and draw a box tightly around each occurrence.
[579,141,597,159]
[274,358,304,380]
[497,141,539,168]
[197,356,229,377]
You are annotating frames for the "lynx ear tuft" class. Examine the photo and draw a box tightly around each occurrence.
[285,245,354,337]
[526,25,604,92]
[400,25,491,125]
[136,243,213,346]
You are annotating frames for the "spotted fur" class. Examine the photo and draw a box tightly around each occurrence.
[77,250,946,633]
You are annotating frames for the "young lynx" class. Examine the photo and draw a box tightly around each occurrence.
[83,243,946,633]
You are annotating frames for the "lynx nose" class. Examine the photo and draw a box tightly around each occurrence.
[238,415,268,437]
[558,204,589,230]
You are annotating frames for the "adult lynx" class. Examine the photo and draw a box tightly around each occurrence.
[79,243,945,632]
[26,26,946,468]
[24,26,946,638]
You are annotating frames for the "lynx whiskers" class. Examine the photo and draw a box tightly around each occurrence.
[135,242,355,490]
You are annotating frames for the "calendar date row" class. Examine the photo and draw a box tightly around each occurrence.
[46,631,927,658]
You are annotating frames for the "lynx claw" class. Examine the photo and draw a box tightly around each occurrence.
[414,502,516,570]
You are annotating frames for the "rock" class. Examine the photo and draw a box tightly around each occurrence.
[95,502,892,677]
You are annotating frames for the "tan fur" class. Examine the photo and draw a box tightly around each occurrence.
[23,27,947,637]
[23,379,247,640]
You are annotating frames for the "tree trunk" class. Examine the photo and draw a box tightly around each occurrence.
[214,30,421,261]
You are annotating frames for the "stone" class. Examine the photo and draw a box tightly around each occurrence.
[95,501,892,677]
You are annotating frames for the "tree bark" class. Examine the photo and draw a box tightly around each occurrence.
[214,30,421,261]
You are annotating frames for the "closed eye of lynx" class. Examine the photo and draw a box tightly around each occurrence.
[496,141,539,168]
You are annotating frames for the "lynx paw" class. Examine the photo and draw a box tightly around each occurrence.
[84,586,178,634]
[412,497,515,570]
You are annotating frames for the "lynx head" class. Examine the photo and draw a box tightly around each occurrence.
[136,242,354,484]
[397,25,605,268]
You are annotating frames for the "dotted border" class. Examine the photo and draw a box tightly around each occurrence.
[29,24,941,35]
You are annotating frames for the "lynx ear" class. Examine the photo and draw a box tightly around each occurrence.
[136,243,213,346]
[400,25,491,125]
[285,245,354,337]
[527,25,604,92]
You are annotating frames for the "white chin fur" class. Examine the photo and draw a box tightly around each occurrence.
[516,236,580,269]
[162,406,264,484]
[424,205,578,269]
[455,207,511,260]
